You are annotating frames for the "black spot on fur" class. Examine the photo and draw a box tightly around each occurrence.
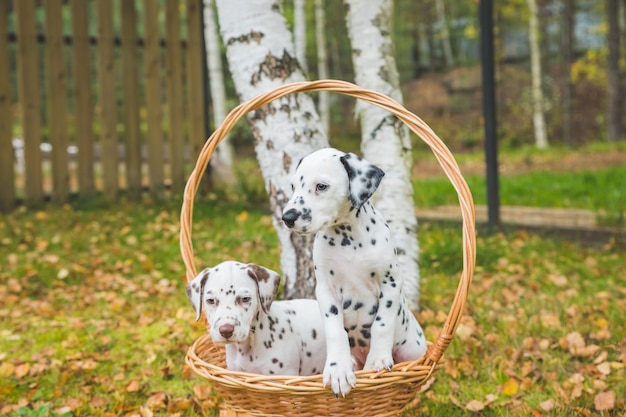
[343,299,352,309]
[329,305,339,315]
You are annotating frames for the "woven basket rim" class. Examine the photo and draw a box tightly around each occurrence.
[179,79,476,394]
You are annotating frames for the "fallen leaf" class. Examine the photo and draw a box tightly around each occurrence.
[14,362,30,378]
[126,380,141,393]
[565,332,585,350]
[0,362,14,377]
[502,378,520,396]
[167,397,192,413]
[90,397,108,408]
[484,394,498,406]
[466,400,484,412]
[540,399,555,411]
[596,362,611,376]
[594,391,615,411]
[145,392,168,410]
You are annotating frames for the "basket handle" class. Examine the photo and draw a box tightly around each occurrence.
[180,79,476,366]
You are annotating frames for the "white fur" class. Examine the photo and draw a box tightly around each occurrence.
[282,148,427,396]
[186,260,326,376]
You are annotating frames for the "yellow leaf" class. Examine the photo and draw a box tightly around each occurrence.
[236,211,249,222]
[502,378,520,396]
[0,362,15,378]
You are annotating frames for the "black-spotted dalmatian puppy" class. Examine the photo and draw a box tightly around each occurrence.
[186,260,326,376]
[281,148,427,396]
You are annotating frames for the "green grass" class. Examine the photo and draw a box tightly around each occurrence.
[1,145,625,416]
[413,166,626,226]
[1,195,624,416]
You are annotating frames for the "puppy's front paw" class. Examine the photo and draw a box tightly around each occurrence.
[364,354,394,372]
[322,358,357,397]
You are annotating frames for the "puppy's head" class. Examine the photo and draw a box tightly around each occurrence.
[281,148,384,233]
[185,261,281,343]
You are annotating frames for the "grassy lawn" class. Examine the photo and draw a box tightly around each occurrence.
[412,167,626,223]
[0,192,624,416]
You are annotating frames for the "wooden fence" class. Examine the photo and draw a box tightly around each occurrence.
[0,0,208,211]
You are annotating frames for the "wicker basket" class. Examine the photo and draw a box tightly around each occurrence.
[180,80,476,417]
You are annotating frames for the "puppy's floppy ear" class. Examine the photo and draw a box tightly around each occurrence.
[247,263,281,314]
[339,153,385,209]
[186,268,210,321]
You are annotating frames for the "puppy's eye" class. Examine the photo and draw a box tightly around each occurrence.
[240,296,252,303]
[316,183,329,192]
[206,298,216,305]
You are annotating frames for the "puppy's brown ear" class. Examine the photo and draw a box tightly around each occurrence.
[339,153,385,209]
[186,268,210,321]
[247,264,281,314]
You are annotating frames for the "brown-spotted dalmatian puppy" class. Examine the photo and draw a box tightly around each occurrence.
[281,148,427,396]
[186,261,326,376]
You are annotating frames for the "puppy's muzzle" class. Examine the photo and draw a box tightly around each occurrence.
[282,209,300,228]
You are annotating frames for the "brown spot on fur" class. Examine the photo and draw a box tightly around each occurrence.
[248,264,271,282]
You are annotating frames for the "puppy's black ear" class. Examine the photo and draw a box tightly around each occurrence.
[186,268,210,321]
[339,153,385,209]
[247,264,281,314]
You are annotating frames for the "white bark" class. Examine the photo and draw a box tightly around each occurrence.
[315,0,329,136]
[435,0,454,68]
[344,0,421,310]
[294,0,308,73]
[203,0,233,166]
[527,0,549,148]
[215,0,329,298]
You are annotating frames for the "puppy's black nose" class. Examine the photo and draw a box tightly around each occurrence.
[282,209,300,228]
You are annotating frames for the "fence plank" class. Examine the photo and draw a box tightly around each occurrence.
[45,0,69,204]
[96,0,118,199]
[0,0,15,212]
[165,0,185,194]
[143,0,165,198]
[186,0,207,164]
[121,0,142,199]
[71,0,95,197]
[15,0,44,207]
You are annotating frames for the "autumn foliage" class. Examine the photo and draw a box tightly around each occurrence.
[0,198,624,416]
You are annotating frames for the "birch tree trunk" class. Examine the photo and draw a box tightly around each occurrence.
[435,0,454,68]
[527,0,549,148]
[607,0,622,142]
[560,0,574,145]
[215,0,329,298]
[294,0,308,73]
[315,0,330,136]
[344,0,421,311]
[203,0,234,169]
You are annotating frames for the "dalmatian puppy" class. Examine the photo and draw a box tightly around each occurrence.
[186,260,326,376]
[281,148,427,396]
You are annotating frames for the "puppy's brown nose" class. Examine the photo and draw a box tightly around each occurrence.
[219,323,235,339]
